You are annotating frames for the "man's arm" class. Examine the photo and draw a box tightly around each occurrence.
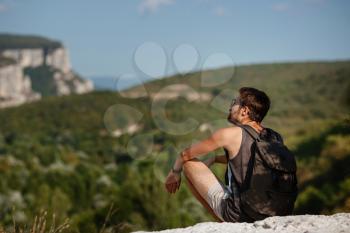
[172,128,233,170]
[202,154,227,167]
[214,155,228,164]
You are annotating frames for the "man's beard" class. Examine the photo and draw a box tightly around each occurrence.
[227,112,240,125]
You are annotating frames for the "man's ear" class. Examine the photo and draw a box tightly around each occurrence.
[241,106,249,116]
[241,106,248,116]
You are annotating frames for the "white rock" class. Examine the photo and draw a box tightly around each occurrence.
[46,47,71,73]
[73,78,94,94]
[133,213,350,233]
[0,45,94,108]
[2,49,44,68]
[3,47,71,73]
[0,64,41,108]
[150,84,212,102]
[53,70,94,96]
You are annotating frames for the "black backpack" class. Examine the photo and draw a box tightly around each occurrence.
[229,124,298,221]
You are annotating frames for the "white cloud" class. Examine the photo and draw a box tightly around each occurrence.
[213,6,227,17]
[138,0,175,14]
[0,3,8,12]
[271,3,289,12]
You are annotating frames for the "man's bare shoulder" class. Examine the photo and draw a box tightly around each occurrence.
[207,126,243,148]
[213,126,242,140]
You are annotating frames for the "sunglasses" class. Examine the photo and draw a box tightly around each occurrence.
[230,97,241,107]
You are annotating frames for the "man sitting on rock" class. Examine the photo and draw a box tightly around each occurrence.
[165,87,297,222]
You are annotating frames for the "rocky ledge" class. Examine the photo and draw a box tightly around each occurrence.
[133,213,350,233]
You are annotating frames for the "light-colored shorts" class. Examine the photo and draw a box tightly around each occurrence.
[205,181,232,221]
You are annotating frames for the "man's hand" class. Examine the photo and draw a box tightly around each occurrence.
[165,170,181,194]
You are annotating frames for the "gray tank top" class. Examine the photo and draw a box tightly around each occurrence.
[221,124,284,222]
[224,124,264,190]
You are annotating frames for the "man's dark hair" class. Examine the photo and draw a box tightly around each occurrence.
[238,87,270,122]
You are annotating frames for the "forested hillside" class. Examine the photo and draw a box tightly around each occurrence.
[0,61,349,232]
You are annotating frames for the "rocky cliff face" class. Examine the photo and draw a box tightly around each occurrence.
[133,213,350,233]
[0,34,94,108]
[0,64,40,108]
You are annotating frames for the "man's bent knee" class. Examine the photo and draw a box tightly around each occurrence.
[183,158,201,173]
[183,158,209,182]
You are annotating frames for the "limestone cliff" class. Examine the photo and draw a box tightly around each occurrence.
[0,34,94,108]
[0,63,40,108]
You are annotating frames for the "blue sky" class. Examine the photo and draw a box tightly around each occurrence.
[0,0,349,78]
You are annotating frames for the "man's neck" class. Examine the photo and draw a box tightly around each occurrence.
[241,120,264,132]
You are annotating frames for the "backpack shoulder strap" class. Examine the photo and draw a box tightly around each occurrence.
[237,123,260,141]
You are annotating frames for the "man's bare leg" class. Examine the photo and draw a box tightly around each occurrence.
[184,175,223,222]
[183,158,224,222]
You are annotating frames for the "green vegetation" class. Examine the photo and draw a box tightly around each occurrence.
[0,55,16,68]
[130,61,350,148]
[0,34,62,50]
[24,66,58,96]
[0,92,214,232]
[23,65,86,97]
[0,61,349,232]
[294,120,350,214]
